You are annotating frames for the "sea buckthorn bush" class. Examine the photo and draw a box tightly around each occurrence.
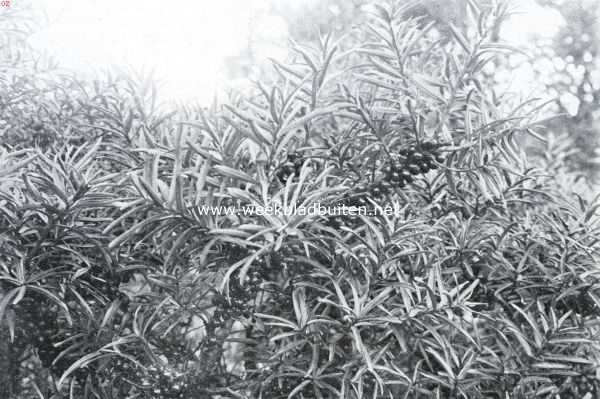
[1,1,600,399]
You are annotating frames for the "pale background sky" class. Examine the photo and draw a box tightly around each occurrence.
[25,0,565,105]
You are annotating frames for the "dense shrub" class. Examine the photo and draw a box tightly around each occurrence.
[1,1,600,398]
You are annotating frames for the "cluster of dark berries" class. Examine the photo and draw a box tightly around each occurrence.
[275,151,303,183]
[326,142,446,229]
[382,141,445,188]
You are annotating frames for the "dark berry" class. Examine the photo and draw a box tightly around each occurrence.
[401,170,413,182]
[390,171,401,182]
[412,152,424,161]
[407,164,421,175]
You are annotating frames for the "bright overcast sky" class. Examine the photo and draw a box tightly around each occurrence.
[28,0,565,105]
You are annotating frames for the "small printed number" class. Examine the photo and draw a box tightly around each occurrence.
[1,0,10,7]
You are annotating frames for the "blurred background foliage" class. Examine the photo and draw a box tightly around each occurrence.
[223,0,600,181]
[3,0,599,182]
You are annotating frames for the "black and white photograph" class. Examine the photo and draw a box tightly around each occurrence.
[1,0,600,398]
